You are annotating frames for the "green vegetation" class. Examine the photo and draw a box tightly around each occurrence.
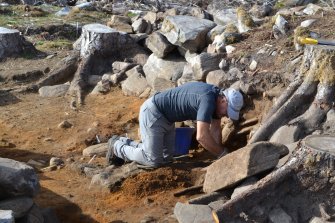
[35,39,73,51]
[126,11,138,18]
[0,5,109,28]
[274,1,286,10]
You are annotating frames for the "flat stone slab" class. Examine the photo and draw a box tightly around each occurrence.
[203,142,288,193]
[174,202,215,223]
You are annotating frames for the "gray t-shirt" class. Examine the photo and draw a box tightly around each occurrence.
[153,82,220,123]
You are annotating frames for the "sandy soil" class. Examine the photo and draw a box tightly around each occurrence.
[2,6,335,223]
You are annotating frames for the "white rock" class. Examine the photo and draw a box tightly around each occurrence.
[249,60,257,71]
[226,45,236,54]
[303,3,322,15]
[300,19,316,28]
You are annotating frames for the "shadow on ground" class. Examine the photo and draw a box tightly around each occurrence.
[0,147,99,223]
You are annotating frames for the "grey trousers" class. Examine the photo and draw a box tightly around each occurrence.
[113,97,175,167]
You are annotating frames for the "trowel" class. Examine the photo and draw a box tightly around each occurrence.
[298,37,335,46]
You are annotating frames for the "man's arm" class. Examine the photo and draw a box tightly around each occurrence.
[196,120,225,156]
[210,119,222,145]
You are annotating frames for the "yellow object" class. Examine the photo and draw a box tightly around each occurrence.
[298,37,318,45]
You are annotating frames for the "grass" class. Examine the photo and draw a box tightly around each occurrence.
[0,5,109,28]
[35,39,73,51]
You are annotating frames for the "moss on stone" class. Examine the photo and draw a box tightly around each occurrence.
[237,7,255,27]
[225,23,238,34]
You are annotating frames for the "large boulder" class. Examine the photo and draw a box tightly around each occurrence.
[121,65,149,96]
[207,8,237,26]
[152,78,176,93]
[161,15,216,52]
[188,53,221,81]
[203,142,289,193]
[107,15,133,33]
[143,53,186,87]
[0,197,34,218]
[145,32,175,58]
[0,158,40,199]
[206,70,229,88]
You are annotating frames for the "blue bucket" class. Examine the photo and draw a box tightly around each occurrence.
[174,127,195,155]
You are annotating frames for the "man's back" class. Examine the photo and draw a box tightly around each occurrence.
[153,82,220,123]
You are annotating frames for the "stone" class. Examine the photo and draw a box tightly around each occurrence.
[177,64,195,86]
[237,7,255,33]
[27,159,45,168]
[152,78,176,93]
[88,75,102,86]
[207,25,226,43]
[208,8,237,26]
[0,197,34,218]
[49,157,64,166]
[91,162,142,189]
[228,67,244,80]
[161,15,216,52]
[121,67,149,96]
[0,158,39,199]
[132,18,150,34]
[249,3,272,18]
[277,142,299,168]
[55,6,70,16]
[57,120,72,129]
[309,217,329,223]
[274,15,289,37]
[112,61,136,73]
[107,15,133,33]
[206,70,229,88]
[188,53,221,81]
[249,60,258,71]
[143,11,157,24]
[301,19,316,28]
[143,54,186,87]
[303,3,322,15]
[90,80,111,94]
[270,125,301,144]
[226,45,236,54]
[82,143,108,157]
[203,142,288,193]
[174,202,215,223]
[219,59,229,71]
[38,83,69,97]
[231,177,258,199]
[269,207,293,223]
[0,210,14,223]
[240,81,257,95]
[145,32,175,58]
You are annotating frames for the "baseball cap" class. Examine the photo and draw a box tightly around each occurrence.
[222,88,243,120]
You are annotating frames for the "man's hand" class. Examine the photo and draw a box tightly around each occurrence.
[196,121,225,156]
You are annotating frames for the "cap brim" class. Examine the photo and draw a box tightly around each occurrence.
[227,106,239,120]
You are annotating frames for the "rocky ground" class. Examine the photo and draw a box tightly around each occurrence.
[2,0,335,222]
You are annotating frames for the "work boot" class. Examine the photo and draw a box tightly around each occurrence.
[106,135,125,166]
